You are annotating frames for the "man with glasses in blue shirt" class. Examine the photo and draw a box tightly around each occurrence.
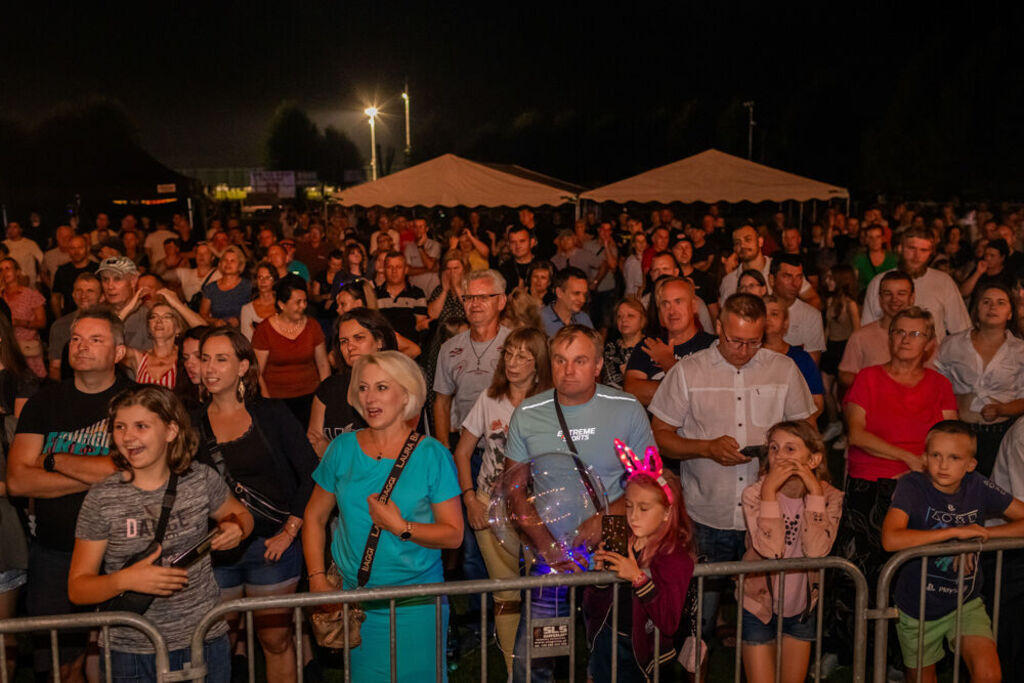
[649,293,815,637]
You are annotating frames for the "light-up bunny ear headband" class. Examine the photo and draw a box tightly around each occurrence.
[614,438,673,504]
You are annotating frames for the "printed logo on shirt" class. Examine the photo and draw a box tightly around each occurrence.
[557,427,596,442]
[43,418,112,456]
[448,346,465,358]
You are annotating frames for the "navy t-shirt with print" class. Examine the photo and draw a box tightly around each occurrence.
[625,330,715,381]
[891,471,1013,619]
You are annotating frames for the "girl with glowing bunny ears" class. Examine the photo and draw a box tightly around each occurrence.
[583,440,696,683]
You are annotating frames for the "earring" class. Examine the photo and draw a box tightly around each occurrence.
[237,379,246,402]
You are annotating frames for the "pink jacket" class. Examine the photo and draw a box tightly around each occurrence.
[739,477,844,624]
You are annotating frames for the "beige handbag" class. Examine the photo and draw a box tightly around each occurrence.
[309,564,366,649]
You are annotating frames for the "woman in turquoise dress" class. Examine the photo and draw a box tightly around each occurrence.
[303,350,463,682]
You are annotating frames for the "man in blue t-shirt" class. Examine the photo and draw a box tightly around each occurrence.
[505,324,654,683]
[624,277,714,406]
[882,420,1024,681]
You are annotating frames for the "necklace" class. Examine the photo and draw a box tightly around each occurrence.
[274,315,305,337]
[468,332,499,370]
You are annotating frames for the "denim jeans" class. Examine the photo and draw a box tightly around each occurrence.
[692,521,747,638]
[588,619,645,683]
[511,584,571,683]
[103,633,230,683]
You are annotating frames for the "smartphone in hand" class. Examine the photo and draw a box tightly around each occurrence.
[601,514,629,556]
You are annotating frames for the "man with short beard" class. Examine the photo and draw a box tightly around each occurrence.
[51,235,98,317]
[719,224,819,309]
[861,226,970,342]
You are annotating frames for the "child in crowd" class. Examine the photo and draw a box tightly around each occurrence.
[882,420,1024,683]
[741,421,843,683]
[68,386,253,682]
[586,441,695,683]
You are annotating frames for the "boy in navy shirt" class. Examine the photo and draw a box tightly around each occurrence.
[882,420,1024,682]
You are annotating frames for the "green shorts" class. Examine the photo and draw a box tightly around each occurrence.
[896,597,994,668]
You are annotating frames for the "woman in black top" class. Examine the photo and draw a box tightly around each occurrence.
[306,308,398,456]
[194,328,318,683]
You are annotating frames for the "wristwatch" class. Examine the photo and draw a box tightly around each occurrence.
[399,521,413,542]
[43,453,56,473]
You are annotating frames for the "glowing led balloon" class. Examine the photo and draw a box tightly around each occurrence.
[487,453,608,571]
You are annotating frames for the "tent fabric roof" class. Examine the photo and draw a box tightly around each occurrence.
[580,149,849,204]
[332,153,581,207]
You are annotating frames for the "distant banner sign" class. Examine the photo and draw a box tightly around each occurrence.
[251,171,296,199]
[156,184,177,194]
[295,171,319,185]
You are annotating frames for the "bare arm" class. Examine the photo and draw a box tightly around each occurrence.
[881,507,990,552]
[313,343,331,382]
[427,288,449,320]
[156,288,206,328]
[845,402,921,468]
[652,416,747,465]
[307,397,330,457]
[433,393,453,447]
[50,292,63,319]
[396,333,421,359]
[623,370,659,407]
[303,485,336,589]
[253,348,271,397]
[7,433,115,498]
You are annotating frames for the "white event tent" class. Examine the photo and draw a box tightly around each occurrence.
[580,149,848,205]
[332,153,584,207]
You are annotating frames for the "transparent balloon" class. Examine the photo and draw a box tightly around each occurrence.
[488,453,609,571]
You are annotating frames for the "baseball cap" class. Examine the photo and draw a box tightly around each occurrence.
[95,256,139,277]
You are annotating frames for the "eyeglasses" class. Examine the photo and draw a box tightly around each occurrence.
[722,335,762,349]
[461,293,501,303]
[504,350,535,365]
[890,328,929,339]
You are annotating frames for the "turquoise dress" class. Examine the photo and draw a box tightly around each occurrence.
[313,431,460,682]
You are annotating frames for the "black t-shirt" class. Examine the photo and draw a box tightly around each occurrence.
[683,267,718,307]
[625,331,715,381]
[315,373,366,441]
[16,375,136,551]
[499,258,535,293]
[52,262,99,316]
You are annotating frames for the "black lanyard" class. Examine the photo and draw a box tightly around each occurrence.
[357,430,422,587]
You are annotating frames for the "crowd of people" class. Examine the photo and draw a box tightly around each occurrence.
[0,201,1023,682]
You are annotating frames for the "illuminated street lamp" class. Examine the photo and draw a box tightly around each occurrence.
[401,89,411,155]
[364,106,379,180]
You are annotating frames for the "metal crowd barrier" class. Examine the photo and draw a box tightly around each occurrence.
[0,610,170,683]
[0,556,870,683]
[871,537,1024,683]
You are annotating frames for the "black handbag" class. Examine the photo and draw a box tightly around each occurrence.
[100,473,179,614]
[201,413,289,528]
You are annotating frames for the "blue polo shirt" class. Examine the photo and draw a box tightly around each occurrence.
[541,303,594,337]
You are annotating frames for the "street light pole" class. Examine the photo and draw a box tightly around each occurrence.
[364,107,378,181]
[401,87,411,156]
[743,101,755,160]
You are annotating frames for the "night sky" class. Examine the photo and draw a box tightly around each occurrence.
[3,4,1023,195]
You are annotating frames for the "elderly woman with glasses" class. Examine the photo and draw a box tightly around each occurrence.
[842,306,957,585]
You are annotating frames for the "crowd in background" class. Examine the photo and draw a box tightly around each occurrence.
[0,198,1023,682]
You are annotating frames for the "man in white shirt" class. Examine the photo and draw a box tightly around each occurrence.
[649,293,815,635]
[3,222,44,287]
[860,226,970,341]
[41,225,74,286]
[769,254,826,365]
[718,224,819,308]
[143,219,177,266]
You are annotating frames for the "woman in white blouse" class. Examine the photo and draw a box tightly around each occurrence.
[935,282,1024,475]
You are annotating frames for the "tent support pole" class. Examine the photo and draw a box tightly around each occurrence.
[812,200,817,223]
[799,201,804,230]
[845,196,851,219]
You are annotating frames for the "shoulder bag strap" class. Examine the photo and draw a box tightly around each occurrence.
[201,412,237,489]
[151,472,179,545]
[552,390,603,510]
[357,430,422,587]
